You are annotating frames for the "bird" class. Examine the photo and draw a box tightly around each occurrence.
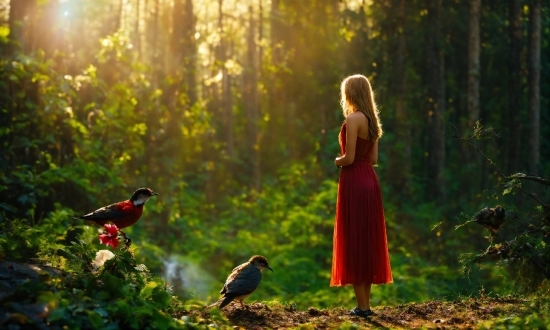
[74,187,158,229]
[474,205,505,233]
[216,255,273,309]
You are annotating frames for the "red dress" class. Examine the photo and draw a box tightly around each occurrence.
[330,122,393,286]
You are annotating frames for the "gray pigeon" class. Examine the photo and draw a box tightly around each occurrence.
[218,255,273,309]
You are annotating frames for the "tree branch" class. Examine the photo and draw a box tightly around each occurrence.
[449,123,505,178]
[507,173,550,186]
[450,122,549,209]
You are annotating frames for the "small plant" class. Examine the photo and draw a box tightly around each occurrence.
[450,122,550,294]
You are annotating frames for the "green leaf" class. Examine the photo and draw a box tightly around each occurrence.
[151,310,172,329]
[140,281,158,298]
[88,311,103,328]
[152,290,171,307]
[94,307,109,318]
[48,307,66,322]
[502,187,514,196]
[56,248,79,260]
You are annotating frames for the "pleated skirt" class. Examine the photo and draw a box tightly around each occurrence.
[330,161,393,286]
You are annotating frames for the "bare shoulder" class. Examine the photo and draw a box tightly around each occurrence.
[347,111,368,123]
[346,111,363,122]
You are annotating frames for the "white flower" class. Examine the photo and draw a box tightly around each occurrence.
[93,250,115,268]
[134,264,149,272]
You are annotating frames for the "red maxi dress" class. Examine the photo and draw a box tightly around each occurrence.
[330,122,393,286]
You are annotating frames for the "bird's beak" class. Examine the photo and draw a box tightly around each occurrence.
[267,266,273,272]
[152,192,159,196]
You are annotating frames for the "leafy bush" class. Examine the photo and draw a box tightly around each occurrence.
[0,213,229,329]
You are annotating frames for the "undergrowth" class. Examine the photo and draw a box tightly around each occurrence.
[0,217,228,329]
[1,212,549,329]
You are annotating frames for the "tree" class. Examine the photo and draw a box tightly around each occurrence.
[467,0,481,128]
[183,0,197,105]
[218,0,234,158]
[528,0,541,175]
[426,0,446,200]
[244,5,261,191]
[387,0,411,194]
[172,0,198,105]
[507,0,522,174]
[7,0,36,54]
[133,0,141,59]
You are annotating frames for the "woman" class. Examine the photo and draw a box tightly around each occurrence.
[331,74,393,317]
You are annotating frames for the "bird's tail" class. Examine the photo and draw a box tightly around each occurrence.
[218,297,234,309]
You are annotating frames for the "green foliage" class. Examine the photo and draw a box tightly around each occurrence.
[1,1,550,327]
[150,162,508,309]
[0,218,64,262]
[0,214,229,329]
[477,297,550,330]
[454,125,550,295]
[0,96,511,320]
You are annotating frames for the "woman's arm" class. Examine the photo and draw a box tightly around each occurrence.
[369,140,378,165]
[334,113,360,167]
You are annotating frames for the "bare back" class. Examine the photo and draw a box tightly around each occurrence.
[347,111,369,140]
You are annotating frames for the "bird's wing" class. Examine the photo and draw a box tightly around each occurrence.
[78,201,129,220]
[220,263,246,294]
[223,265,262,298]
[226,263,247,282]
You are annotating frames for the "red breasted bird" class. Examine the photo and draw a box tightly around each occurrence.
[74,188,158,229]
[217,255,273,309]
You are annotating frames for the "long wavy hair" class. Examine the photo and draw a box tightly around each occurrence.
[340,74,383,141]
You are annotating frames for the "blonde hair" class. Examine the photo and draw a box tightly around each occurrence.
[340,74,383,141]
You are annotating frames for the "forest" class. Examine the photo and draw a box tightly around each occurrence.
[0,0,549,328]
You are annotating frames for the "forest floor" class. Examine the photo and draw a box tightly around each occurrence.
[186,296,528,329]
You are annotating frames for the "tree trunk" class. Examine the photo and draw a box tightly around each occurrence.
[7,0,37,54]
[464,0,481,187]
[143,0,162,186]
[164,0,184,153]
[102,0,123,36]
[116,0,123,32]
[218,0,234,157]
[389,0,410,195]
[467,0,481,127]
[152,0,159,64]
[507,0,522,174]
[171,0,183,71]
[268,0,294,161]
[270,0,283,65]
[528,0,541,175]
[172,0,196,104]
[134,0,141,59]
[245,5,261,191]
[182,0,197,105]
[426,0,446,201]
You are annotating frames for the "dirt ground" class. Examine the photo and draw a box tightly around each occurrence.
[193,296,525,329]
